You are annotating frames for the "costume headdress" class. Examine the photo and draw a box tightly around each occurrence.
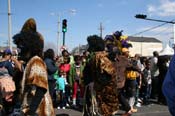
[104,30,132,53]
[13,18,44,58]
[87,35,105,52]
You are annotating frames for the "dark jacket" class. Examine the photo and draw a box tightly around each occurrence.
[0,60,14,77]
[114,55,140,89]
[162,54,175,116]
[44,58,58,81]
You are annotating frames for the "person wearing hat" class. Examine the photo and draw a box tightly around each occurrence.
[0,48,16,115]
[3,48,12,55]
[12,18,55,116]
[0,49,14,77]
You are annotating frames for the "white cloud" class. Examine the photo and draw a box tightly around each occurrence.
[50,9,77,16]
[147,0,175,17]
[147,5,156,13]
[69,9,77,15]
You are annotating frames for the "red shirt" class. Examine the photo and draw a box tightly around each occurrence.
[59,63,70,73]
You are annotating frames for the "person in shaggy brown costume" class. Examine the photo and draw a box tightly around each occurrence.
[83,35,119,116]
[12,18,55,116]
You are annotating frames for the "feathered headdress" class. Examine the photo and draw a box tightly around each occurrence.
[104,30,132,53]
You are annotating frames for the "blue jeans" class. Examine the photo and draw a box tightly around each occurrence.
[142,84,152,103]
[146,84,152,99]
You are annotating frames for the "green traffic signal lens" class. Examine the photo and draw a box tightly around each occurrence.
[62,19,67,32]
[63,28,67,32]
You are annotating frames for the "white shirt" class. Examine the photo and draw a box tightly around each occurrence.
[150,57,159,77]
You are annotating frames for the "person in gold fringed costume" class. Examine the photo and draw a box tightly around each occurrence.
[12,18,55,116]
[83,35,119,116]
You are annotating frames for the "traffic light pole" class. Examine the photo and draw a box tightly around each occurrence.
[135,14,175,45]
[63,32,65,46]
[142,18,175,24]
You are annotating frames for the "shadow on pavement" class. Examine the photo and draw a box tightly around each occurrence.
[56,114,69,116]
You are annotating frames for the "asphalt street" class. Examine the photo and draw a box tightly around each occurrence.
[55,103,170,116]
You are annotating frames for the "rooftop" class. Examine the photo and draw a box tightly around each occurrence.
[128,36,162,43]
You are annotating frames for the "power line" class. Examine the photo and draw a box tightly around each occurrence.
[153,25,173,36]
[132,19,175,36]
[131,22,168,36]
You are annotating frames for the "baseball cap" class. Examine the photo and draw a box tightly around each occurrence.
[4,48,12,55]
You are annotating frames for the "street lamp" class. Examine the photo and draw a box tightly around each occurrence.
[135,14,175,45]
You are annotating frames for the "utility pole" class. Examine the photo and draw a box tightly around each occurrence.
[57,15,60,55]
[8,0,12,51]
[98,22,104,38]
[63,32,65,46]
[78,44,80,55]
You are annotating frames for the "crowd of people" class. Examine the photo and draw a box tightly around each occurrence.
[0,18,173,116]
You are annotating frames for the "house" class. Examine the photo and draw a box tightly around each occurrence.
[128,36,163,57]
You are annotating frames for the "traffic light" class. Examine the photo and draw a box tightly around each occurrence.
[135,14,147,19]
[62,19,67,32]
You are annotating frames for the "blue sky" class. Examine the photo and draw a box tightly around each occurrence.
[0,0,175,53]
